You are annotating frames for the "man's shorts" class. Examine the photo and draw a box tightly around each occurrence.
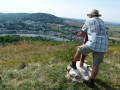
[78,44,105,66]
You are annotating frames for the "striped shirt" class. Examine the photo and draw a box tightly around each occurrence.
[82,17,108,52]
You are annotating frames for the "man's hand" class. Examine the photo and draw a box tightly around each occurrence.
[77,30,87,37]
[77,32,82,37]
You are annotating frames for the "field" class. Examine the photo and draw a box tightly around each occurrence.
[0,40,120,90]
[107,25,120,41]
[64,20,83,27]
[106,25,120,32]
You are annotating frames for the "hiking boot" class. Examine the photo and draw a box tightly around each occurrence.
[88,78,95,88]
[70,61,77,69]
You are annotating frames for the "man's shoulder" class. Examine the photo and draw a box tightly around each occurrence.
[86,18,96,22]
[85,18,104,24]
[91,17,104,23]
[94,17,104,21]
[85,18,92,23]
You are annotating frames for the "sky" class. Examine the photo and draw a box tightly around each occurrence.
[0,0,120,23]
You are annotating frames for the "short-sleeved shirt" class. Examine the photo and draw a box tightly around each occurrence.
[82,17,108,52]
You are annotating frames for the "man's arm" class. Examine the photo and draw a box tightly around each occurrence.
[77,30,87,37]
[77,19,89,37]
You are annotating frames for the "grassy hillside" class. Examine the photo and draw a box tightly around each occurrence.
[0,40,120,90]
[107,25,120,41]
[64,20,83,27]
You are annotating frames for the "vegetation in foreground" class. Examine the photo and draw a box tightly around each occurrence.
[0,36,120,90]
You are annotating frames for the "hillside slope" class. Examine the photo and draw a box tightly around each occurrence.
[0,40,119,89]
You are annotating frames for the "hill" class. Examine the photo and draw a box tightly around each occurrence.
[0,13,120,41]
[0,13,82,40]
[0,13,63,23]
[0,37,119,89]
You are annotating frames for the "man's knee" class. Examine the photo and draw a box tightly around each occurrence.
[77,48,80,54]
[75,49,81,57]
[93,64,99,70]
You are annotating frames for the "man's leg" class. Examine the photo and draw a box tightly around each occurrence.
[91,64,99,79]
[70,49,81,69]
[70,45,92,69]
[73,49,81,62]
[88,52,104,87]
[88,64,99,87]
[91,52,104,79]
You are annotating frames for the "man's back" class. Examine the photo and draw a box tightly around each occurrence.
[88,17,106,35]
[82,17,108,52]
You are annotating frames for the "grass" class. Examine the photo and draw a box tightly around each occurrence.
[64,20,83,27]
[106,25,120,40]
[0,40,120,90]
[106,25,120,32]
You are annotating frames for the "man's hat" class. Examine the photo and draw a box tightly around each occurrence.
[87,9,101,17]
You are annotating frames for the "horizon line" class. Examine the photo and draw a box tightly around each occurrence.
[0,12,120,24]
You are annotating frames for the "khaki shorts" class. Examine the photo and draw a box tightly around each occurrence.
[78,44,105,66]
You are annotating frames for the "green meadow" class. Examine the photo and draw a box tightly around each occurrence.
[107,25,120,40]
[0,36,120,90]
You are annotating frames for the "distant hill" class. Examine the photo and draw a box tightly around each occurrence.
[104,21,120,26]
[0,13,120,41]
[0,13,64,24]
[61,17,85,23]
[0,13,82,40]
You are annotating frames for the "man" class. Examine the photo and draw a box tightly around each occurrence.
[70,9,108,87]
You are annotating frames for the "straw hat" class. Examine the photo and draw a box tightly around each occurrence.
[87,9,101,17]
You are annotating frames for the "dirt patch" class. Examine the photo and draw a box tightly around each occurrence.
[109,37,120,40]
[116,63,120,69]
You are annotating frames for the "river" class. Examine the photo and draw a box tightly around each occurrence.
[0,34,69,41]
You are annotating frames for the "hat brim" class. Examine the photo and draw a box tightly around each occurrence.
[87,14,101,17]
